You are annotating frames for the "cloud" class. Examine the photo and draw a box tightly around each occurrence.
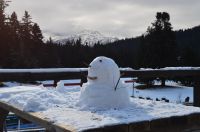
[6,0,200,38]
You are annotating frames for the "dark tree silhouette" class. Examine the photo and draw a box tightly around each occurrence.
[0,0,10,67]
[139,12,177,68]
[0,0,200,75]
[32,23,43,43]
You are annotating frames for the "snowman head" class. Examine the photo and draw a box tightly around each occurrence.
[87,56,120,86]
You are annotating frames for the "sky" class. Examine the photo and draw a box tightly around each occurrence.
[6,0,200,38]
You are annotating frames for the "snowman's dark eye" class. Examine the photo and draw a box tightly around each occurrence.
[99,60,102,63]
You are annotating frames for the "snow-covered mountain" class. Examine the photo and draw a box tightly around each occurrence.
[55,30,118,46]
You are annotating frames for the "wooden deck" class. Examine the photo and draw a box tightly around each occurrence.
[1,68,200,132]
[1,100,200,132]
[0,101,76,132]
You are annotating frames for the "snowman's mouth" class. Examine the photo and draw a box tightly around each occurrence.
[87,76,97,80]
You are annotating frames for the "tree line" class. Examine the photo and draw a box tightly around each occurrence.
[0,0,44,68]
[0,0,200,70]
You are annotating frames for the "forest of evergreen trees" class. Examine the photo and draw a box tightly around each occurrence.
[0,0,200,69]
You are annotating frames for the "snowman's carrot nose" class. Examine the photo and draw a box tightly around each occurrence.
[87,76,97,80]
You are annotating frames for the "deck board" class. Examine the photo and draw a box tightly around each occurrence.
[0,101,77,132]
[1,100,200,132]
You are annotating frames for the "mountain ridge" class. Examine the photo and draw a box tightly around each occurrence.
[55,30,119,46]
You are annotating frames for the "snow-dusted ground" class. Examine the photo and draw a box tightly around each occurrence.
[1,79,194,103]
[0,80,199,131]
[124,80,193,103]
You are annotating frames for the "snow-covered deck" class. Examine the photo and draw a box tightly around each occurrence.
[1,86,200,132]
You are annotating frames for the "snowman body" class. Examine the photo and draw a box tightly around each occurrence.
[78,56,130,110]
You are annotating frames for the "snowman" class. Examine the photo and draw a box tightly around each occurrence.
[78,56,130,110]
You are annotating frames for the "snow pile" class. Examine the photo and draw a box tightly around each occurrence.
[42,98,200,131]
[1,85,200,131]
[0,86,80,112]
[78,57,130,110]
[56,81,66,93]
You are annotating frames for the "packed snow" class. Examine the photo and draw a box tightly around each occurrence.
[0,85,200,131]
[78,57,130,110]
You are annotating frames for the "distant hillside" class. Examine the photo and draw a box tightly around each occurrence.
[175,25,200,53]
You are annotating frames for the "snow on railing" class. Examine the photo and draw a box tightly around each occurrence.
[0,67,200,82]
[1,67,200,73]
[140,67,200,71]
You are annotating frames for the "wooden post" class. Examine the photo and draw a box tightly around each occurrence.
[193,79,200,107]
[0,108,9,132]
[80,73,87,87]
[161,78,165,87]
[53,80,59,87]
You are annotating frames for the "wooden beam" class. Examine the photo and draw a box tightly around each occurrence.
[0,108,9,132]
[0,69,200,82]
[1,68,200,108]
[0,71,88,82]
[194,79,200,107]
[0,101,76,132]
[121,69,200,78]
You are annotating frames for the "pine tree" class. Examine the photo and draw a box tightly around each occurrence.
[10,12,19,35]
[32,23,43,43]
[46,37,53,45]
[7,12,21,68]
[18,11,34,67]
[139,12,177,68]
[21,11,32,39]
[0,0,10,67]
[0,0,8,27]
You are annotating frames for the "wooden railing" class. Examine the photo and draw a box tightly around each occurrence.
[0,68,200,106]
[1,68,200,132]
[0,68,200,79]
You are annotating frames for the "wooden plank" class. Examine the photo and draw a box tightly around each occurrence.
[1,101,200,132]
[0,108,9,132]
[83,124,129,132]
[0,101,77,132]
[0,71,88,82]
[121,69,200,78]
[1,69,200,82]
[193,79,200,107]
